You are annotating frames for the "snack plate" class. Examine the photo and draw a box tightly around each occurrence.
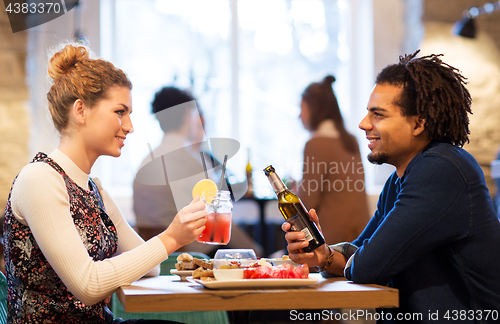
[187,277,318,289]
[170,270,193,281]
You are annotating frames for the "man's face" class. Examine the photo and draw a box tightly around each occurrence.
[359,83,424,172]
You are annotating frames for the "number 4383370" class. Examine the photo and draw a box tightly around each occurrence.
[444,309,498,321]
[6,2,62,14]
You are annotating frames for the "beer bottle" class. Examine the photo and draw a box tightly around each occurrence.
[244,148,254,198]
[263,165,325,252]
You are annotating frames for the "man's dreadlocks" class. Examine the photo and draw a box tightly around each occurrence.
[375,50,472,147]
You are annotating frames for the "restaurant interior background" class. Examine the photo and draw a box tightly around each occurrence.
[2,0,500,236]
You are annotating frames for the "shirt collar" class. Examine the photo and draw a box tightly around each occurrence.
[312,119,340,138]
[49,149,91,190]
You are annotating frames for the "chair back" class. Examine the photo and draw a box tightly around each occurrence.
[0,272,8,324]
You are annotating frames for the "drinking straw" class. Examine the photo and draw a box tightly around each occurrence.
[200,152,209,179]
[219,155,228,191]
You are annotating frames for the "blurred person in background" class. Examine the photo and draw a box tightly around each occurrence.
[133,86,263,257]
[299,75,370,244]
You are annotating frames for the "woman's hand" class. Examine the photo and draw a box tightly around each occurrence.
[281,208,329,267]
[159,196,207,252]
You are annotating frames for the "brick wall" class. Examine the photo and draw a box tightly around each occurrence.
[422,0,500,195]
[424,0,500,52]
[0,7,30,215]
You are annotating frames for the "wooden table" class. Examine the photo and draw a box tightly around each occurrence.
[116,274,398,313]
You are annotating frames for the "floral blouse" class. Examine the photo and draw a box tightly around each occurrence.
[3,153,119,323]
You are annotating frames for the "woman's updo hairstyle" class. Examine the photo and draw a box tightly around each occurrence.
[301,75,358,153]
[301,74,338,130]
[46,43,132,133]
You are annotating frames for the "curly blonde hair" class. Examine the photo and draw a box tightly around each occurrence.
[46,43,132,132]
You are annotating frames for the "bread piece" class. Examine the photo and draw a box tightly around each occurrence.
[192,267,204,279]
[193,268,214,279]
[193,258,213,270]
[176,253,194,262]
[176,261,198,270]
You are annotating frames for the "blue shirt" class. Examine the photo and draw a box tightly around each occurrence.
[346,141,500,323]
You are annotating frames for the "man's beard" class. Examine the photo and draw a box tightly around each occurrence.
[368,152,389,165]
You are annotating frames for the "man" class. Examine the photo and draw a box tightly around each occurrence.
[284,51,500,322]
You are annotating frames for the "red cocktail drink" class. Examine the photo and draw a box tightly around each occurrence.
[197,212,232,245]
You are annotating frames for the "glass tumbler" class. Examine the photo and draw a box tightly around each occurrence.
[197,190,233,245]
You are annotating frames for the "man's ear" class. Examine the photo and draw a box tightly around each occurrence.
[413,116,426,136]
[73,99,86,125]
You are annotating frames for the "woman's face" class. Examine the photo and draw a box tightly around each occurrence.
[299,99,311,130]
[81,86,134,158]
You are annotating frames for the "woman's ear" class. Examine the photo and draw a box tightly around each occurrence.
[72,99,86,125]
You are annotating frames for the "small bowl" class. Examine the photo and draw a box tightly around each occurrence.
[213,268,245,281]
[213,249,257,269]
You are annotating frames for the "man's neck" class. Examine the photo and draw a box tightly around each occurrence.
[395,139,432,178]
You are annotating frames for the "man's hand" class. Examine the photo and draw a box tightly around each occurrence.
[281,209,329,268]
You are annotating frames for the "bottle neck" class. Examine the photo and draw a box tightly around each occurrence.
[267,172,287,195]
[218,190,231,200]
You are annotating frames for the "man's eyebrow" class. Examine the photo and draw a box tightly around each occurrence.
[368,107,387,113]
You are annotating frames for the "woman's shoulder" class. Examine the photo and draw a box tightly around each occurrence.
[305,136,360,157]
[14,159,64,190]
[19,159,58,176]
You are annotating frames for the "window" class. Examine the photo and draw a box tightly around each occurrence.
[96,0,363,201]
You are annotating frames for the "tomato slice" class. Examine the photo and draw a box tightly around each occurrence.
[243,264,309,279]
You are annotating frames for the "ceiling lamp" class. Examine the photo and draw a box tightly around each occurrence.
[452,1,500,38]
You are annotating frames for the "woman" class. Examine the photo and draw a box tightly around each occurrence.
[299,75,370,244]
[3,44,207,323]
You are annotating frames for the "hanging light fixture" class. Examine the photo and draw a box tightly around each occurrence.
[452,1,500,38]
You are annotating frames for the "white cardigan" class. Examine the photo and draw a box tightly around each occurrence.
[10,149,169,305]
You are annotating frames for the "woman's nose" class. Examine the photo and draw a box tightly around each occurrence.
[123,117,134,134]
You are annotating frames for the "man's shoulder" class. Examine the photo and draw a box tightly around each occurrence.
[409,141,482,181]
[421,142,477,167]
[424,141,464,154]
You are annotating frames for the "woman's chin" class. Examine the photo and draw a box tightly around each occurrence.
[106,150,122,158]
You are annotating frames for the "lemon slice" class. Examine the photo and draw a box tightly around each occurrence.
[192,179,218,203]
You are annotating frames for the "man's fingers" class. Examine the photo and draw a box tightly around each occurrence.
[281,222,291,232]
[285,230,305,242]
[309,208,318,222]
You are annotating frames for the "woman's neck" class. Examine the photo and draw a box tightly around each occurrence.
[58,136,95,174]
